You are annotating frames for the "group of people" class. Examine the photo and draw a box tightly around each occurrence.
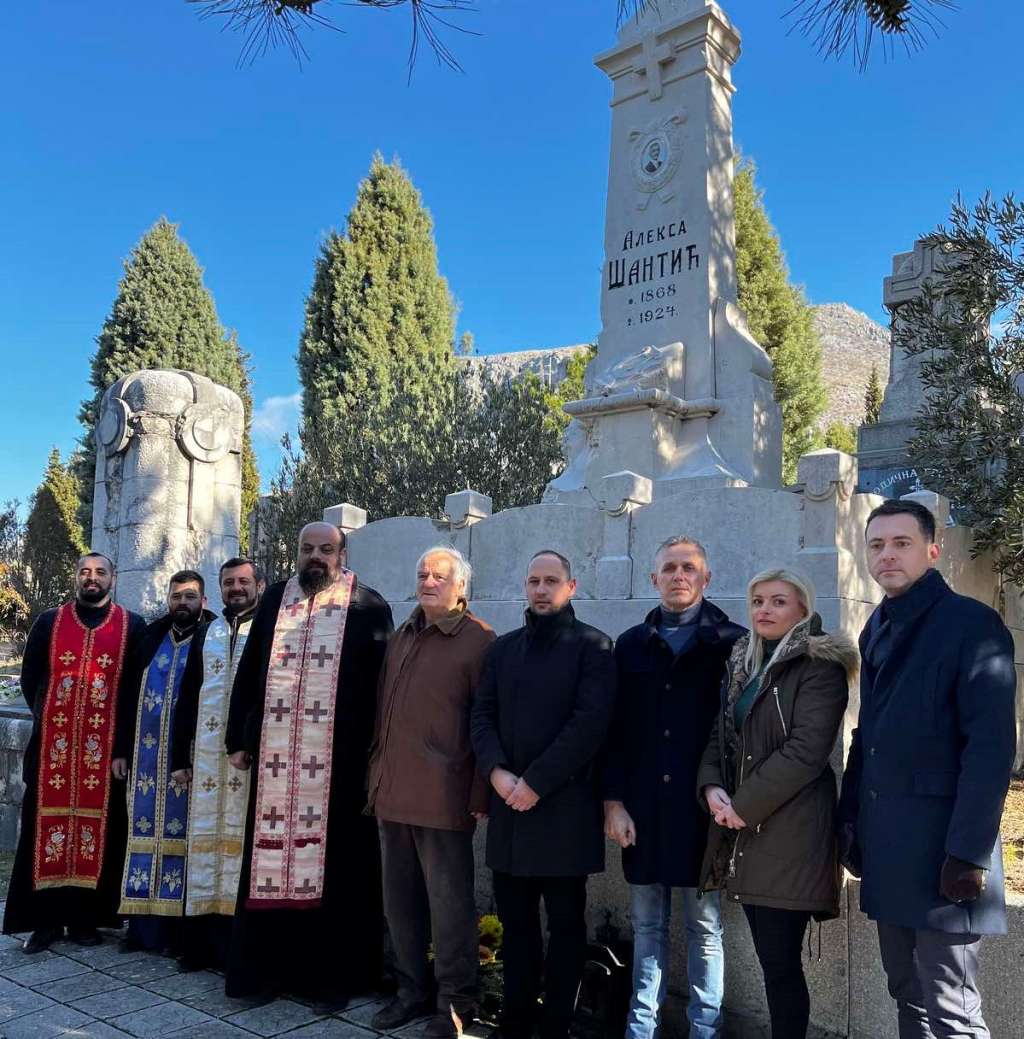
[3,498,1016,1039]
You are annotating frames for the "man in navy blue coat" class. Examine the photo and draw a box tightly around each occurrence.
[839,498,1016,1038]
[603,536,745,1039]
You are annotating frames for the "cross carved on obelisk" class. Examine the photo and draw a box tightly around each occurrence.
[637,33,675,100]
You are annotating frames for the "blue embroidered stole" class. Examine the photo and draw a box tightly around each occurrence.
[120,628,193,916]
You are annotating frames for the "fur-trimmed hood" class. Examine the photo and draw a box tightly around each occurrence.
[803,630,860,680]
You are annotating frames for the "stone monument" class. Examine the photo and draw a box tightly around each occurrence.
[858,239,951,498]
[546,0,781,506]
[91,369,244,616]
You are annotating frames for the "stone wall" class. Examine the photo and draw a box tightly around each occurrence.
[0,703,32,852]
[340,448,1023,1039]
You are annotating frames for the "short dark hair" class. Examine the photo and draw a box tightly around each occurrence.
[865,499,936,543]
[219,557,264,584]
[529,549,572,580]
[79,551,115,573]
[169,569,205,594]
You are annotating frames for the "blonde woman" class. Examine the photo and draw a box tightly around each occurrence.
[696,568,857,1039]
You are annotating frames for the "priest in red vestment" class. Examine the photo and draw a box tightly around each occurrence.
[3,553,146,953]
[225,522,393,1008]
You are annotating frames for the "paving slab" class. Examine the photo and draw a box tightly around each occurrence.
[225,998,325,1036]
[181,987,270,1019]
[71,985,166,1019]
[59,943,149,970]
[0,932,26,950]
[142,969,222,999]
[0,1002,93,1039]
[0,986,56,1023]
[108,999,217,1038]
[4,957,93,986]
[338,998,394,1029]
[99,956,181,986]
[393,1017,493,1039]
[34,971,128,1002]
[284,1022,381,1039]
[163,1021,254,1039]
[57,1021,136,1038]
[0,947,57,971]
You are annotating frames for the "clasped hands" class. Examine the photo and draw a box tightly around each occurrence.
[704,785,747,830]
[490,767,539,812]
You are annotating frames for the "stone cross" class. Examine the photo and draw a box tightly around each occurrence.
[637,34,675,99]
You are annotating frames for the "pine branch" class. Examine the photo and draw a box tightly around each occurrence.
[784,0,956,69]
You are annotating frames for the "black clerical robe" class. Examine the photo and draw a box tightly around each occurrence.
[224,577,393,999]
[3,600,146,936]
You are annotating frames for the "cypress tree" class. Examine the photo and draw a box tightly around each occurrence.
[297,153,456,436]
[23,449,87,616]
[79,218,259,548]
[864,362,883,424]
[734,162,827,482]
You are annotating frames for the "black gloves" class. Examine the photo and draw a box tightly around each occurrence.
[837,821,862,879]
[940,855,988,904]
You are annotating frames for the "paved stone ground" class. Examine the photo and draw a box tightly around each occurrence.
[0,902,495,1039]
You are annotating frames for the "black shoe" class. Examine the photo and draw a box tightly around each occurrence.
[312,993,351,1014]
[424,1009,467,1039]
[371,997,432,1031]
[23,927,61,954]
[67,926,102,947]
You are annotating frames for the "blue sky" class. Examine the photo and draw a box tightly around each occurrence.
[2,0,1022,507]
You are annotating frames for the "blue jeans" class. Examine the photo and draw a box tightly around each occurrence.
[626,883,723,1039]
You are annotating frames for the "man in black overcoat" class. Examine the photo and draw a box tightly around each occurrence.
[838,498,1016,1038]
[604,536,744,1039]
[224,521,393,1007]
[470,550,616,1039]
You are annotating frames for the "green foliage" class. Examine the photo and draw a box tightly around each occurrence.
[478,913,503,952]
[23,450,87,617]
[734,162,827,482]
[297,154,455,438]
[820,420,858,455]
[899,193,1024,585]
[254,155,579,579]
[0,502,30,637]
[258,363,570,580]
[864,362,883,424]
[79,218,259,549]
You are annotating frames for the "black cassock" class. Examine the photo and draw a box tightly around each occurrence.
[224,577,393,999]
[3,601,147,936]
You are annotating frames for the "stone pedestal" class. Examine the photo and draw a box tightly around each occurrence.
[91,370,244,617]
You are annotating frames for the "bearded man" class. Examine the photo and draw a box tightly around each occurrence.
[3,553,146,953]
[115,570,215,954]
[224,522,393,1007]
[170,557,266,970]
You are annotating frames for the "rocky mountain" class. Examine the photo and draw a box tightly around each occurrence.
[812,303,890,430]
[460,302,890,431]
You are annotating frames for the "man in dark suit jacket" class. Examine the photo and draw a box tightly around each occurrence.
[839,498,1016,1039]
[471,550,616,1039]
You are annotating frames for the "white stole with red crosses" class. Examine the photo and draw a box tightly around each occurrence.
[248,572,354,909]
